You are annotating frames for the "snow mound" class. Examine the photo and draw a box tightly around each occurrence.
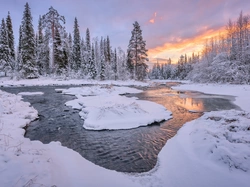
[62,84,143,96]
[190,110,250,172]
[18,92,44,96]
[63,86,172,130]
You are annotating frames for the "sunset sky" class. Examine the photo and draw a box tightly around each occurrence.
[0,0,250,64]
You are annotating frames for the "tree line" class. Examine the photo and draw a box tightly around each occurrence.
[149,53,200,80]
[0,3,148,81]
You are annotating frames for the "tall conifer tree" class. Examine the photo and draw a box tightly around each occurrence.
[0,19,10,75]
[72,17,81,72]
[6,12,15,67]
[21,2,38,78]
[127,21,148,80]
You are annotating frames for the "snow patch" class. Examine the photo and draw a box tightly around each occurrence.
[62,86,172,130]
[18,92,44,96]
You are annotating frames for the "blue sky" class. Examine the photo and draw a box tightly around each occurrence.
[0,0,250,63]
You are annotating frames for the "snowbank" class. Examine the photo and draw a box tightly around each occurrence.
[0,77,149,87]
[135,110,250,187]
[62,85,172,130]
[0,90,141,187]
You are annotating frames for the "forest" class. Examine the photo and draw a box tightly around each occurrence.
[149,11,250,84]
[0,3,148,81]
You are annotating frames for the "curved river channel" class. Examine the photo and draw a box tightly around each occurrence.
[1,83,241,173]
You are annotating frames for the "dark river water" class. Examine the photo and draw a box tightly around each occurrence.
[1,83,241,173]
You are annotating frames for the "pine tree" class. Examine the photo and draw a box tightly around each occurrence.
[72,17,81,72]
[127,21,148,80]
[6,12,15,69]
[21,2,38,78]
[41,6,65,70]
[0,19,10,75]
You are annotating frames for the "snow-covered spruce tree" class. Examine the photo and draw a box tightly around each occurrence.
[86,28,91,52]
[35,15,50,75]
[117,47,128,80]
[54,26,66,75]
[0,18,10,76]
[72,17,81,73]
[67,33,73,71]
[126,51,134,79]
[6,12,15,70]
[99,37,106,80]
[93,37,100,76]
[80,37,87,76]
[41,6,65,73]
[88,44,97,79]
[127,21,148,81]
[112,48,118,80]
[16,25,23,74]
[60,32,69,78]
[20,2,38,78]
[106,36,111,62]
[85,28,92,76]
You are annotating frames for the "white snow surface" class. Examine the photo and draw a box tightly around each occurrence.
[62,85,172,130]
[0,77,148,87]
[18,92,44,96]
[132,109,250,187]
[0,80,250,187]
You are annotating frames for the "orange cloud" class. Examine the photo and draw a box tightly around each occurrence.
[149,19,155,24]
[149,12,157,24]
[148,26,227,63]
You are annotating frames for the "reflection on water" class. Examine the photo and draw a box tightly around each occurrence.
[0,83,241,173]
[176,97,205,112]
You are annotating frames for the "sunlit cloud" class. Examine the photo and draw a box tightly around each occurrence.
[148,26,227,63]
[149,12,157,24]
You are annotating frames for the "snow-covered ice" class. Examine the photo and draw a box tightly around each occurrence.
[62,85,172,130]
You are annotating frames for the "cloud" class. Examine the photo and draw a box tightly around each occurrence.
[148,26,227,63]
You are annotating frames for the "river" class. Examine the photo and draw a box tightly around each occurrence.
[1,82,240,173]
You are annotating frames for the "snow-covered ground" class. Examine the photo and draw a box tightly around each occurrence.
[0,80,249,187]
[61,85,172,130]
[0,77,149,87]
